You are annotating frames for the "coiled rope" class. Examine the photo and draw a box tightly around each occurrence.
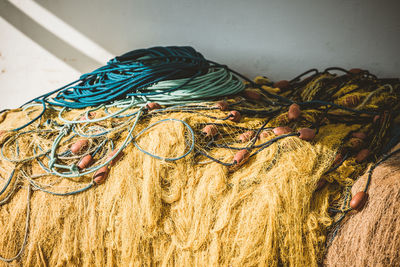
[14,46,245,131]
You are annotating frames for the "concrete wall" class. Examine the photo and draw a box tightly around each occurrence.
[1,0,399,109]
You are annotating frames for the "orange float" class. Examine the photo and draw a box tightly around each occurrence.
[228,111,241,122]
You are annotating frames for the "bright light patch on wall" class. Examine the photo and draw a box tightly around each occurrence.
[8,0,114,64]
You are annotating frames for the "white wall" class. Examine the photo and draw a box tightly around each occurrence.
[1,0,399,109]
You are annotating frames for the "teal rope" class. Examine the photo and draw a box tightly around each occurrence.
[47,107,144,178]
[28,179,94,196]
[58,97,138,124]
[0,169,15,196]
[133,118,195,161]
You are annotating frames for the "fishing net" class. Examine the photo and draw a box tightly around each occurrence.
[0,66,399,266]
[325,143,400,266]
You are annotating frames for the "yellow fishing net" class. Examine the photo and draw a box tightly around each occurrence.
[0,69,399,266]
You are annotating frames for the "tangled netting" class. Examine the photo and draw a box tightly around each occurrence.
[0,49,400,266]
[325,143,400,266]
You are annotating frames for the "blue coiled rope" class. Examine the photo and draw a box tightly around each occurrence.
[31,46,244,108]
[14,46,245,131]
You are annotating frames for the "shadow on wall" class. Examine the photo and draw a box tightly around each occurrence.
[1,0,400,79]
[0,1,101,73]
[1,0,273,77]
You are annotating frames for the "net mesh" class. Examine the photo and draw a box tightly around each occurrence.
[0,69,399,266]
